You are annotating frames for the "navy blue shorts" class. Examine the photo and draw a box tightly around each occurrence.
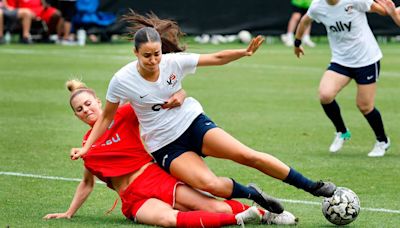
[152,114,217,173]
[327,61,380,85]
[291,5,308,15]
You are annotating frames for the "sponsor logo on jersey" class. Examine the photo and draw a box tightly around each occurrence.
[329,21,352,33]
[101,133,121,146]
[166,73,178,87]
[344,4,353,14]
[139,94,149,99]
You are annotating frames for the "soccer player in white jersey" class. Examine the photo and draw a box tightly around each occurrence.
[377,0,400,26]
[71,11,337,213]
[294,0,391,157]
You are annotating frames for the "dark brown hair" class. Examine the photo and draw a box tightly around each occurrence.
[123,10,186,54]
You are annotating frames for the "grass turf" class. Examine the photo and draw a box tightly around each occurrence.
[0,40,399,227]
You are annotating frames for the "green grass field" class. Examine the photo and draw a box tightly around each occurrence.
[1,40,399,227]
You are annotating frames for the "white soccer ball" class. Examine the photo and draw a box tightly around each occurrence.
[322,187,360,225]
[238,30,252,43]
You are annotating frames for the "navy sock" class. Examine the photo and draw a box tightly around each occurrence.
[230,179,258,199]
[321,100,347,133]
[283,168,317,192]
[364,108,387,143]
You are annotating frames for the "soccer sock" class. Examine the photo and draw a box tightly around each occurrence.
[224,200,265,216]
[230,178,258,199]
[321,100,347,133]
[364,108,387,143]
[176,211,237,228]
[283,167,317,193]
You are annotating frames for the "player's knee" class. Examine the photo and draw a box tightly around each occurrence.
[319,90,335,103]
[155,211,177,227]
[356,102,373,114]
[195,177,227,196]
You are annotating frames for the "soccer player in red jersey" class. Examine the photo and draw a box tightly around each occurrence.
[43,79,297,227]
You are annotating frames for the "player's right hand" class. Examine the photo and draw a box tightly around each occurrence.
[294,46,304,58]
[70,147,86,160]
[43,212,72,220]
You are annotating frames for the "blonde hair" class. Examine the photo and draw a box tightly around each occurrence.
[66,79,97,110]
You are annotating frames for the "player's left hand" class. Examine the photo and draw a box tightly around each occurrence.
[245,35,265,56]
[43,212,72,220]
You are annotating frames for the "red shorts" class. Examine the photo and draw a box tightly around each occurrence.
[29,6,58,24]
[119,163,182,220]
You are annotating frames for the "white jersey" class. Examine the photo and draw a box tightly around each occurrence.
[307,0,382,67]
[106,53,203,153]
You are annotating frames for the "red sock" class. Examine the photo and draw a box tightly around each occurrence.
[176,211,237,228]
[224,200,265,216]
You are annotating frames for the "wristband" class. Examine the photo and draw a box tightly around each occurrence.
[294,38,302,48]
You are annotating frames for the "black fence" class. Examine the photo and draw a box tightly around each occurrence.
[98,0,400,36]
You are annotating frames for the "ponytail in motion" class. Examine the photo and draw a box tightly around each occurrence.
[123,10,186,54]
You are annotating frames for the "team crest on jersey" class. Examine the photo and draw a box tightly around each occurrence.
[344,4,353,14]
[166,73,178,87]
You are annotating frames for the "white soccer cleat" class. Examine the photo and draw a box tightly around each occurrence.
[262,210,298,225]
[329,130,351,153]
[302,35,316,48]
[280,33,294,47]
[368,138,390,157]
[235,206,262,227]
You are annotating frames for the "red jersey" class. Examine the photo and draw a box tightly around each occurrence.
[13,0,43,16]
[82,104,153,189]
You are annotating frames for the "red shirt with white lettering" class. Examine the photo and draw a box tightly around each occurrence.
[82,104,153,189]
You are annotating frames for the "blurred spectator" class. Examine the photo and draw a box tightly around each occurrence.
[54,0,77,45]
[281,0,315,47]
[73,0,116,42]
[1,0,34,43]
[8,0,64,40]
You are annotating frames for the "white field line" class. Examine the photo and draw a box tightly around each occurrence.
[1,171,400,214]
[0,48,399,78]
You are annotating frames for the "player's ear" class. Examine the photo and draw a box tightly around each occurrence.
[97,98,102,106]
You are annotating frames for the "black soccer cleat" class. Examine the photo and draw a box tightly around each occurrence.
[311,181,337,197]
[248,183,284,214]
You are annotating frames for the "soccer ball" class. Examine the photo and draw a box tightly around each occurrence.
[238,30,252,43]
[322,187,360,225]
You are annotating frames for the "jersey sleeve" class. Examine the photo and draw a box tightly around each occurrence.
[173,53,200,77]
[106,76,124,104]
[353,0,373,12]
[306,1,321,23]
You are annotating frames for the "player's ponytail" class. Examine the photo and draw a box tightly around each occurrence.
[123,10,186,54]
[66,79,96,110]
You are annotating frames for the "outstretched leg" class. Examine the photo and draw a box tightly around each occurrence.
[202,128,336,197]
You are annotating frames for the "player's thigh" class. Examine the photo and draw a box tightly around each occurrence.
[356,83,376,113]
[135,198,178,227]
[169,152,232,196]
[319,70,351,102]
[202,128,257,163]
[175,184,231,213]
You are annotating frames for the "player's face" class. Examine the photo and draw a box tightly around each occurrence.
[71,92,102,126]
[134,41,162,73]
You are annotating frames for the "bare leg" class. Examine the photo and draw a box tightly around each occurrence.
[0,9,4,38]
[174,184,232,213]
[17,9,33,39]
[202,128,290,180]
[170,152,234,198]
[135,198,178,227]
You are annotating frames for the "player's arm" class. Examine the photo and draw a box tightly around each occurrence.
[71,101,119,160]
[162,89,187,109]
[43,169,95,219]
[197,35,264,66]
[376,0,400,26]
[370,1,389,15]
[294,14,313,58]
